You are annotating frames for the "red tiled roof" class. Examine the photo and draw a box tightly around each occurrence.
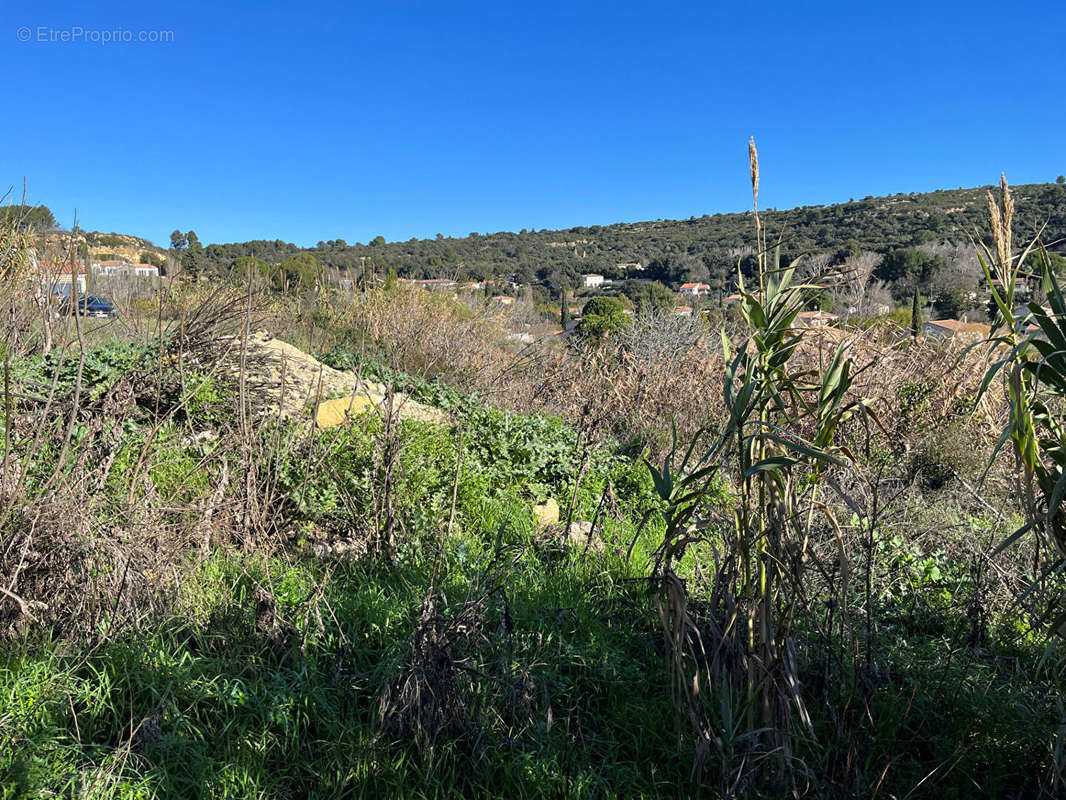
[39,261,88,276]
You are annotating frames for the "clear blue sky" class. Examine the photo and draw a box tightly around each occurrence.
[1,0,1063,247]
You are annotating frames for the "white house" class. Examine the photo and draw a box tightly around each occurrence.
[408,278,457,290]
[38,262,87,297]
[91,260,160,280]
[49,270,86,297]
[679,282,710,296]
[91,259,128,276]
[582,274,605,288]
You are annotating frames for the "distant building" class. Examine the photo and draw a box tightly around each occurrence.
[582,274,605,288]
[91,260,159,281]
[131,264,160,278]
[39,261,87,297]
[988,278,1029,296]
[48,271,86,297]
[847,302,892,316]
[419,278,457,290]
[679,282,711,296]
[616,262,643,272]
[674,305,693,316]
[90,259,129,276]
[399,278,458,290]
[490,295,515,306]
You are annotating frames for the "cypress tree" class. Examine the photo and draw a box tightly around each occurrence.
[910,286,923,338]
[560,286,570,328]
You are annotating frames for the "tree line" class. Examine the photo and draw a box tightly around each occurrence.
[13,180,1066,307]
[173,181,1066,301]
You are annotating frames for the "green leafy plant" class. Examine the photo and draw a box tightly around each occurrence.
[978,179,1066,637]
[643,139,872,792]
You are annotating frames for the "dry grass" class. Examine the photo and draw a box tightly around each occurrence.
[3,192,1056,797]
[0,273,296,639]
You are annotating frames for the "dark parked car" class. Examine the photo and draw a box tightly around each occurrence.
[61,295,118,318]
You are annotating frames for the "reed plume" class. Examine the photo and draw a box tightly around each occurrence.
[986,172,1014,272]
[748,136,760,208]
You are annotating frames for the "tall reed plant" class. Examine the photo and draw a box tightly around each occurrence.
[647,139,868,794]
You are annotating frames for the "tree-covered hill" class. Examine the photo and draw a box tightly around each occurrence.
[14,179,1066,296]
[187,180,1066,288]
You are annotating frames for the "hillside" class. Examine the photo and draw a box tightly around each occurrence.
[16,223,170,269]
[192,181,1066,287]
[15,181,1066,295]
[83,231,168,266]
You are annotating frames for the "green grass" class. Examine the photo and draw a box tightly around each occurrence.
[5,539,1057,798]
[1,544,681,799]
[2,339,1063,798]
[2,366,687,798]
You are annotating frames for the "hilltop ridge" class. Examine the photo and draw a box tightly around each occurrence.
[185,180,1066,286]
[11,180,1066,287]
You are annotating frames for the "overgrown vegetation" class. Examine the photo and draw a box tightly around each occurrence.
[4,166,1066,798]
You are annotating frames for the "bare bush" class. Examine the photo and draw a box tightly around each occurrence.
[616,308,708,365]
